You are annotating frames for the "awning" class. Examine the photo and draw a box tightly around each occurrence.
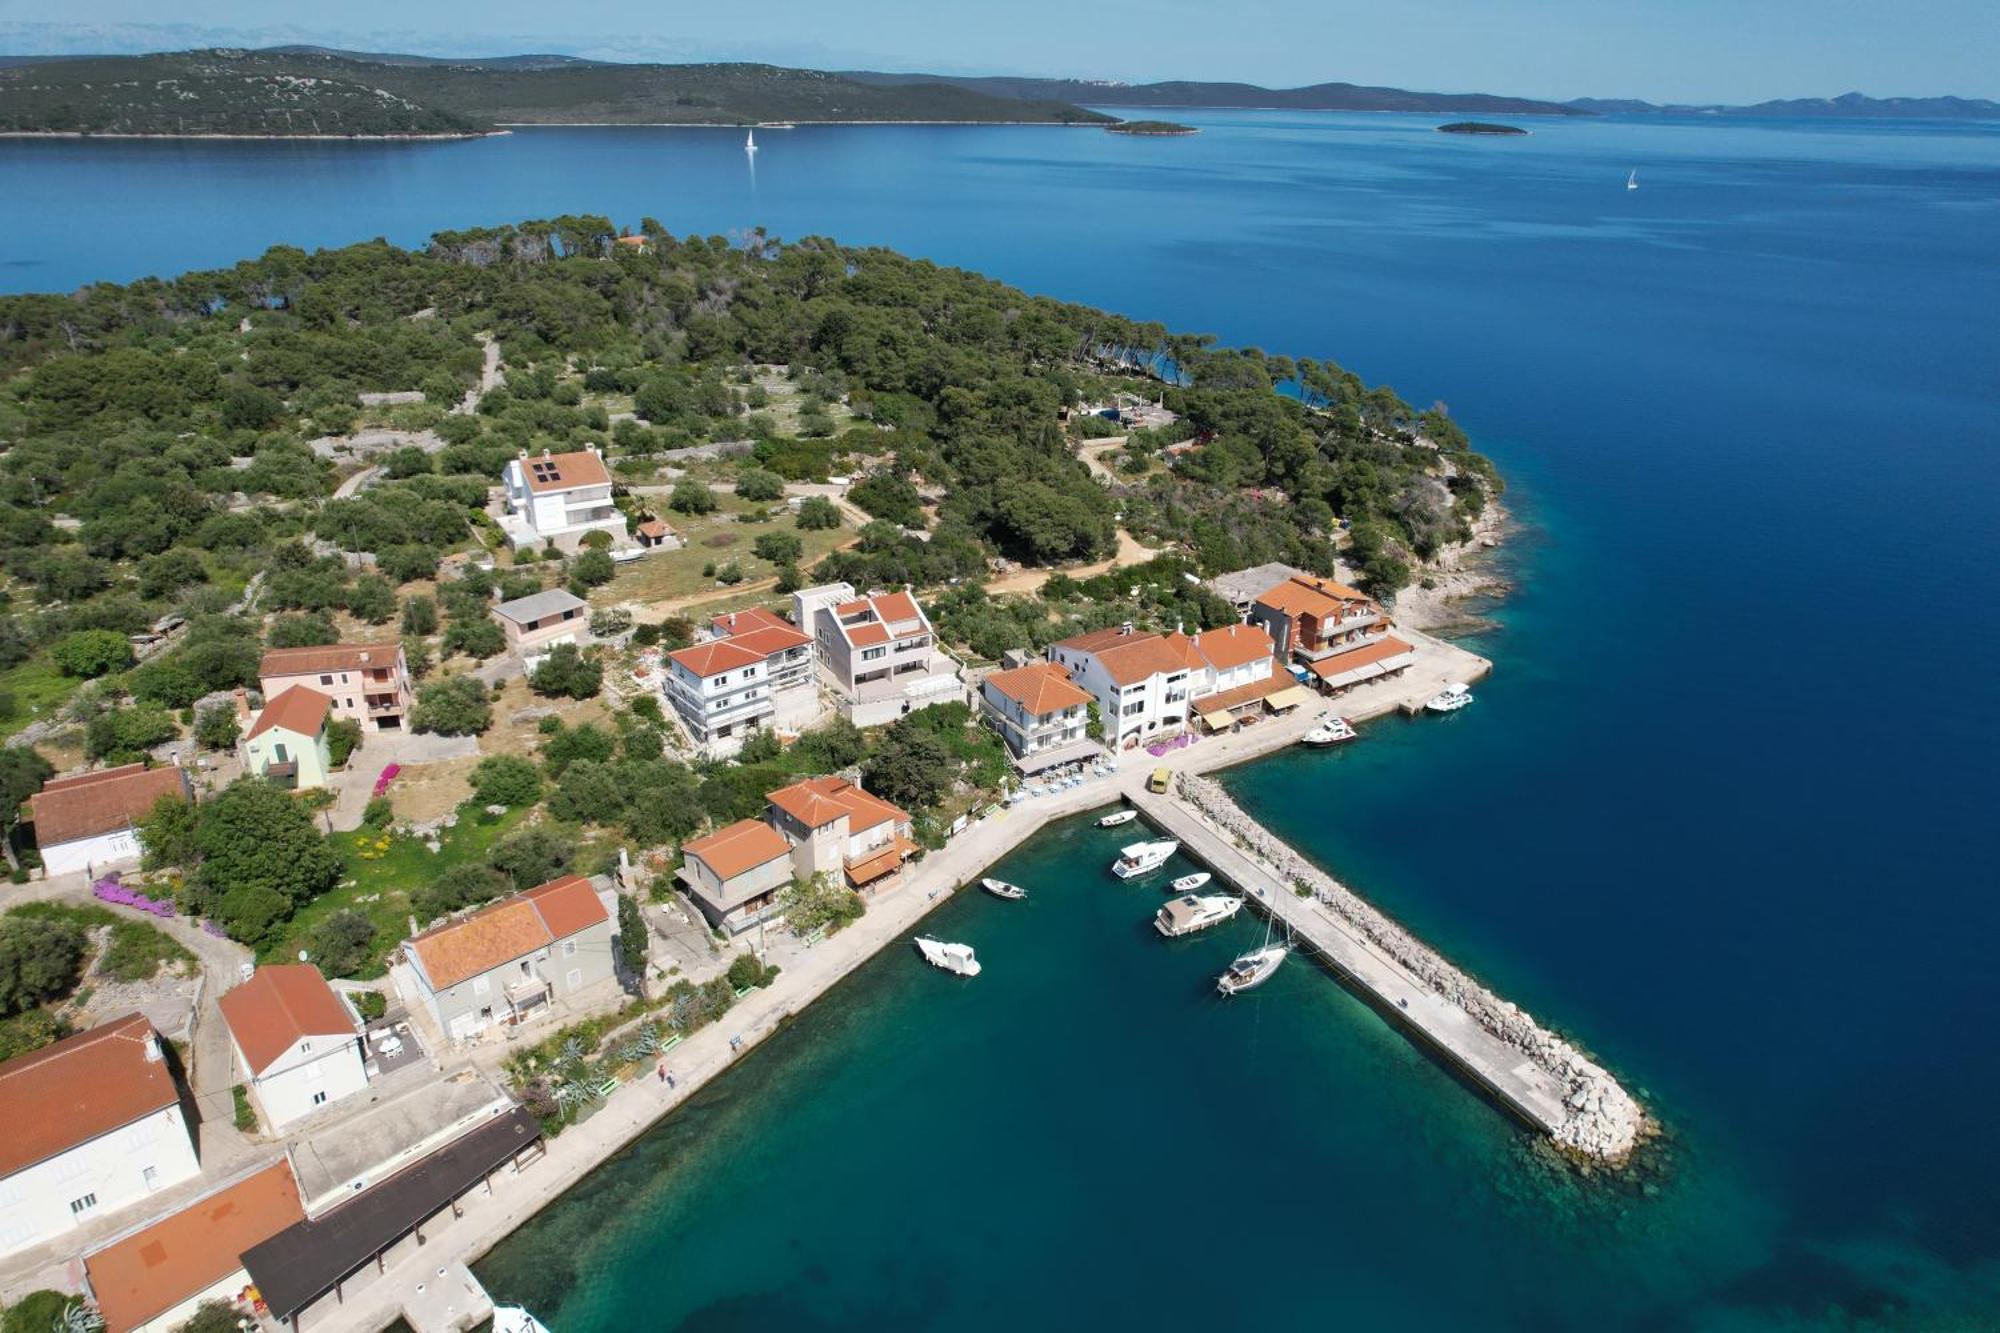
[846,835,918,887]
[1013,739,1105,774]
[1263,685,1311,711]
[1199,709,1237,732]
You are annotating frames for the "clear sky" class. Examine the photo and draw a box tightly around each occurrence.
[1,0,1995,103]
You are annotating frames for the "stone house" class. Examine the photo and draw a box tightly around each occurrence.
[400,876,616,1042]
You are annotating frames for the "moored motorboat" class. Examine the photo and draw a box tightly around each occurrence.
[1155,893,1243,938]
[980,877,1026,900]
[1111,839,1178,879]
[1217,944,1288,995]
[915,937,982,976]
[494,1309,553,1333]
[1300,717,1356,747]
[1169,871,1211,893]
[1425,683,1474,713]
[1098,809,1138,828]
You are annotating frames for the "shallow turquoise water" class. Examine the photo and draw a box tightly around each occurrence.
[5,110,1996,1327]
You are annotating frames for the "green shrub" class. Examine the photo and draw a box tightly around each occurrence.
[50,628,133,678]
[471,755,543,809]
[232,1084,257,1133]
[411,675,492,736]
[326,718,364,767]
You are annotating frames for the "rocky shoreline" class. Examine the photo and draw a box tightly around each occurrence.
[1178,773,1647,1163]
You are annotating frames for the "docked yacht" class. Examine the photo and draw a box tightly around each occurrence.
[980,877,1027,901]
[1217,944,1288,995]
[1111,839,1178,879]
[1425,683,1474,713]
[494,1310,553,1333]
[1155,893,1243,938]
[1300,716,1357,747]
[916,937,982,976]
[1097,809,1139,828]
[1169,871,1212,893]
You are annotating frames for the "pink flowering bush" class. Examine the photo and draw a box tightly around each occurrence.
[373,764,401,798]
[92,875,176,919]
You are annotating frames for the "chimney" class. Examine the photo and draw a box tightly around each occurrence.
[144,1032,163,1063]
[233,688,251,722]
[1120,621,1134,636]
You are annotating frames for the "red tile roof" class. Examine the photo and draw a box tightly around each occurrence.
[1306,635,1416,679]
[243,685,331,743]
[1193,623,1275,672]
[27,764,188,848]
[683,819,792,881]
[1053,627,1205,687]
[259,642,402,680]
[983,661,1092,716]
[85,1161,305,1333]
[218,965,357,1077]
[711,607,793,637]
[846,835,918,887]
[408,875,608,990]
[636,519,670,539]
[516,449,611,494]
[1254,574,1376,620]
[831,590,927,648]
[766,777,908,834]
[0,1014,180,1178]
[669,639,769,679]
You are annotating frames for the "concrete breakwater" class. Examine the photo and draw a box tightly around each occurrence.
[1172,774,1645,1162]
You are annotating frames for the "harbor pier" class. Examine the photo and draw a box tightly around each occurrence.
[1131,779,1642,1161]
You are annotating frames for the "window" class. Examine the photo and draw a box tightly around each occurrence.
[312,1091,328,1106]
[562,940,578,958]
[300,1039,311,1053]
[143,1166,159,1190]
[320,674,334,686]
[566,968,583,990]
[862,647,887,661]
[1123,701,1145,717]
[69,1194,98,1217]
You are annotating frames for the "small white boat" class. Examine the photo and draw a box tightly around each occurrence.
[494,1309,553,1333]
[1112,839,1178,879]
[1155,893,1243,938]
[1300,717,1357,747]
[745,129,758,154]
[980,877,1026,901]
[916,937,981,976]
[1217,944,1288,995]
[1169,871,1212,894]
[1425,683,1474,714]
[1098,809,1138,828]
[1626,168,1639,190]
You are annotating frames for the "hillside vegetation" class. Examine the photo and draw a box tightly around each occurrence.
[0,50,1112,135]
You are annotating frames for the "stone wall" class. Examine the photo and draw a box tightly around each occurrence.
[1177,774,1644,1162]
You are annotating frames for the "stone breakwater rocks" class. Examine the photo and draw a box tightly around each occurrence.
[1178,775,1645,1163]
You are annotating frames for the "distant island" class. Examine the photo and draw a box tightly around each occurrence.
[0,48,1113,136]
[1436,121,1527,135]
[1107,119,1198,136]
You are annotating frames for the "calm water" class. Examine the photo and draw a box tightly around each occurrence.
[7,111,1998,1328]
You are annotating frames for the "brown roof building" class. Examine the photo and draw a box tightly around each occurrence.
[219,965,357,1077]
[678,819,796,935]
[401,876,617,1041]
[27,764,189,876]
[258,641,411,732]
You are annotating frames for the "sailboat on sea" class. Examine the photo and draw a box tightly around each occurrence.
[746,129,758,155]
[1217,898,1288,996]
[1626,169,1639,191]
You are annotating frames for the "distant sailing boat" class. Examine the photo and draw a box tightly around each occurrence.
[745,129,758,155]
[1626,169,1639,191]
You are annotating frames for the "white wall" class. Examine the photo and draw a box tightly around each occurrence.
[0,1105,200,1258]
[39,828,140,878]
[237,1034,369,1131]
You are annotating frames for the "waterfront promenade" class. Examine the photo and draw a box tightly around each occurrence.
[305,632,1509,1333]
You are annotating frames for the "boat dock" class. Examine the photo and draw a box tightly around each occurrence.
[400,1261,492,1333]
[1129,785,1641,1159]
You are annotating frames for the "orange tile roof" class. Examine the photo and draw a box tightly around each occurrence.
[28,764,188,848]
[517,449,611,494]
[712,607,793,637]
[259,642,401,679]
[85,1161,305,1333]
[1193,623,1275,672]
[766,777,909,834]
[831,590,927,648]
[984,661,1092,716]
[636,518,670,538]
[1192,660,1292,714]
[0,1014,179,1178]
[683,819,792,881]
[409,876,608,989]
[243,685,331,743]
[1054,627,1205,687]
[218,965,357,1077]
[1254,574,1376,620]
[1307,635,1416,679]
[668,639,767,679]
[728,623,811,656]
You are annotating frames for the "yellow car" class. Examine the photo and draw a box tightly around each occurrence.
[1147,767,1172,794]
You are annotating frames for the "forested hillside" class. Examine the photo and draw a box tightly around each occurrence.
[0,50,1111,135]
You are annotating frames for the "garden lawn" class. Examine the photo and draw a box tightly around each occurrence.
[0,657,82,740]
[599,492,851,605]
[262,801,528,976]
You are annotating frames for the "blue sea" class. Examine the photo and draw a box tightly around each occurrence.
[6,110,1998,1328]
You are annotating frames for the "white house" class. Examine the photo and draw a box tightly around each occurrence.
[678,818,796,935]
[83,1160,304,1333]
[1187,623,1310,730]
[764,776,916,892]
[0,1014,201,1259]
[27,764,190,878]
[977,660,1098,772]
[795,584,964,726]
[663,618,813,754]
[218,965,368,1131]
[500,447,625,550]
[1046,626,1206,752]
[400,876,617,1042]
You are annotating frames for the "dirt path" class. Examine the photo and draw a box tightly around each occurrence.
[1078,434,1130,482]
[452,335,503,415]
[984,528,1162,596]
